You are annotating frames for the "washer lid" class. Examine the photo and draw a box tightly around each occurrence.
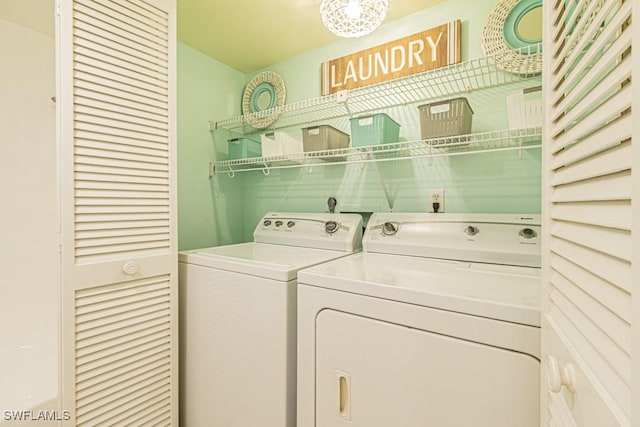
[179,242,356,282]
[298,252,541,326]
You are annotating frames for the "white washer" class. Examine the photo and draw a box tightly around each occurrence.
[179,212,363,427]
[297,213,542,427]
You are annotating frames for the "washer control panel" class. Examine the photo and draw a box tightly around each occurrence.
[254,212,363,252]
[366,213,541,267]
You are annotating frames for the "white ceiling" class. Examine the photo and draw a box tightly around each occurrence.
[1,0,444,73]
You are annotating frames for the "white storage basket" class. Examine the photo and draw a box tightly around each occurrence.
[261,131,303,157]
[506,86,542,130]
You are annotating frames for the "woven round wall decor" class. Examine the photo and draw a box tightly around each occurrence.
[482,0,543,75]
[242,71,286,129]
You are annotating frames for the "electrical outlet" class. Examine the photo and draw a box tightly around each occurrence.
[429,189,444,213]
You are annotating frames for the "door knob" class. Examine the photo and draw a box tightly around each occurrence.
[123,262,139,275]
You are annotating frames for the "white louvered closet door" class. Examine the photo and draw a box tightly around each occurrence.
[542,0,636,425]
[56,0,177,425]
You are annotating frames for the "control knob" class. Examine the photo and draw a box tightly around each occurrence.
[464,226,479,236]
[325,220,339,234]
[519,228,537,239]
[287,221,296,228]
[382,222,399,236]
[263,220,272,227]
[275,220,283,227]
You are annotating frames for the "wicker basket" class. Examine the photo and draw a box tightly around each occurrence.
[481,0,543,75]
[418,98,474,140]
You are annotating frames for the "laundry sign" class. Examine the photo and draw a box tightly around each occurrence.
[321,20,461,95]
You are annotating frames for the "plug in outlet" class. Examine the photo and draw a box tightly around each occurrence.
[429,189,444,213]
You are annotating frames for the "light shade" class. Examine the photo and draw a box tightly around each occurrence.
[320,0,389,38]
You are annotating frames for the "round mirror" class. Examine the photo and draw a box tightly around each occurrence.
[255,89,274,111]
[516,6,542,42]
[249,82,277,113]
[502,0,543,53]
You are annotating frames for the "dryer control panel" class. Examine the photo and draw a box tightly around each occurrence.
[254,212,363,252]
[365,213,541,267]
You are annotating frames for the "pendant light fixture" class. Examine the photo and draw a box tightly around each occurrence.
[320,0,389,38]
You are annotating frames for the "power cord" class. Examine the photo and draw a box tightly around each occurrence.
[432,202,440,213]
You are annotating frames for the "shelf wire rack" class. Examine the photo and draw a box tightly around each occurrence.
[210,44,542,134]
[211,127,542,177]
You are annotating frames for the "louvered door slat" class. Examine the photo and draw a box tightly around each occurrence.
[553,27,631,120]
[75,218,169,229]
[551,238,631,294]
[76,383,169,425]
[550,271,631,357]
[551,115,631,166]
[75,159,170,174]
[108,0,168,22]
[75,98,168,125]
[59,0,176,424]
[543,0,633,423]
[79,0,168,37]
[550,254,632,322]
[73,6,168,50]
[75,154,168,170]
[551,221,630,261]
[74,86,168,117]
[554,56,631,132]
[77,324,170,362]
[551,201,631,230]
[75,174,168,186]
[551,142,631,187]
[75,103,168,131]
[550,84,631,145]
[551,171,631,202]
[77,364,170,408]
[74,59,168,99]
[127,406,171,427]
[75,112,168,137]
[74,45,167,85]
[77,335,170,375]
[74,17,167,64]
[77,348,170,387]
[75,82,168,111]
[75,152,168,168]
[73,35,167,72]
[551,0,631,104]
[551,0,621,90]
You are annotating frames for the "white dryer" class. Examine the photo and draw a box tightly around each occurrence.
[297,213,541,427]
[179,212,362,427]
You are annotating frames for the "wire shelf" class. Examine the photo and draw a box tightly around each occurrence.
[210,44,542,134]
[211,127,542,176]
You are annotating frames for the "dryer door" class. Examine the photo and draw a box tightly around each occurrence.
[315,310,540,427]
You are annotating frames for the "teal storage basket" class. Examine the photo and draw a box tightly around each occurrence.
[349,113,400,147]
[227,136,261,160]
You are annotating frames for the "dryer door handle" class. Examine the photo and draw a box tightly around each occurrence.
[335,370,351,421]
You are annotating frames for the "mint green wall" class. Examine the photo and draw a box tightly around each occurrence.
[210,0,542,242]
[177,42,247,250]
